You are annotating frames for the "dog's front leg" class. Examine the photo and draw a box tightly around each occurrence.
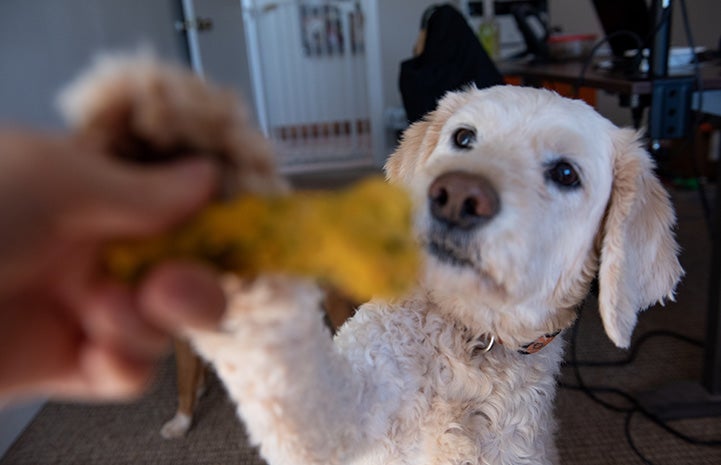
[186,275,381,465]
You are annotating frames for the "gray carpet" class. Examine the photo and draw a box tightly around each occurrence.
[2,185,719,465]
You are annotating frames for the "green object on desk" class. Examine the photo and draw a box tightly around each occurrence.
[478,20,500,60]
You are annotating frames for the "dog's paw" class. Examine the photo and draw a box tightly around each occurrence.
[185,274,325,383]
[184,274,322,356]
[58,52,286,197]
[219,274,323,331]
[160,412,192,439]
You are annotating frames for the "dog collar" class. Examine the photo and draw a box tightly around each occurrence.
[474,330,561,355]
[516,330,562,354]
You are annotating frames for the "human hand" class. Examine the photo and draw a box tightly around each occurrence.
[0,130,225,403]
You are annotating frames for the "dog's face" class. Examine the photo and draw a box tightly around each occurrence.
[386,86,683,347]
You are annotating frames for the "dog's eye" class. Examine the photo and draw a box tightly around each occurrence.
[452,128,476,150]
[547,161,581,189]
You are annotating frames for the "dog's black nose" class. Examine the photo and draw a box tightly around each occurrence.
[428,171,499,230]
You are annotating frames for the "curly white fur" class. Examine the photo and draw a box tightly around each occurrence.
[187,86,683,465]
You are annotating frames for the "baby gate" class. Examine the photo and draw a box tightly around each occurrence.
[241,0,374,172]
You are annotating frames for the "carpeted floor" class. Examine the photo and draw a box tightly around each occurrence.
[1,181,719,465]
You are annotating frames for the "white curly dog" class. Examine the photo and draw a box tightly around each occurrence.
[186,86,683,465]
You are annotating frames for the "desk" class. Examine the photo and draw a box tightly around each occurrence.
[501,59,721,96]
[501,60,721,133]
[502,58,721,419]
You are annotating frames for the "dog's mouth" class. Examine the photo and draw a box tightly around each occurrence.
[424,231,475,268]
[426,238,476,269]
[423,228,509,297]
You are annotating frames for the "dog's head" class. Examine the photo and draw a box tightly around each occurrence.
[386,86,682,348]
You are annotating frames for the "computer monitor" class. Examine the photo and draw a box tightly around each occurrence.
[592,0,651,56]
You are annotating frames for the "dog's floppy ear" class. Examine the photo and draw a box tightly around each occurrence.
[385,118,430,185]
[597,129,684,348]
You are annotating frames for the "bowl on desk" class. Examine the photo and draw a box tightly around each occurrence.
[547,33,597,61]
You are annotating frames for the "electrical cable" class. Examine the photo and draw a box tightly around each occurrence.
[573,30,644,99]
[566,311,721,446]
[562,304,721,465]
[625,411,657,465]
[569,329,703,368]
[573,5,673,98]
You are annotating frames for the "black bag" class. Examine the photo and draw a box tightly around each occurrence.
[399,4,503,124]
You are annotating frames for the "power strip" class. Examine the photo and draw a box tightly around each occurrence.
[649,77,696,140]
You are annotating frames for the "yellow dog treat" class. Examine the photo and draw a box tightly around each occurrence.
[105,177,419,300]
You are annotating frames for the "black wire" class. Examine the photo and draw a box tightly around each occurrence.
[566,314,636,413]
[625,411,658,465]
[563,305,721,457]
[573,30,644,98]
[567,329,703,368]
[573,5,674,98]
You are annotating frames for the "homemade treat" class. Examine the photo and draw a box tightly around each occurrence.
[105,177,419,300]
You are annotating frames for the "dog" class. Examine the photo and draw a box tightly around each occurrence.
[185,85,683,465]
[60,58,683,463]
[159,339,208,439]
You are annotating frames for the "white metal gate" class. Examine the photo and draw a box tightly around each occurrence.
[241,0,373,172]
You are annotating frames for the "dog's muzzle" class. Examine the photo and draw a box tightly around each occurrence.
[426,171,499,267]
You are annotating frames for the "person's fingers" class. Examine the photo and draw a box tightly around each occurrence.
[0,296,82,400]
[0,295,151,403]
[138,261,226,333]
[9,345,156,403]
[58,153,219,238]
[74,344,156,401]
[80,283,171,360]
